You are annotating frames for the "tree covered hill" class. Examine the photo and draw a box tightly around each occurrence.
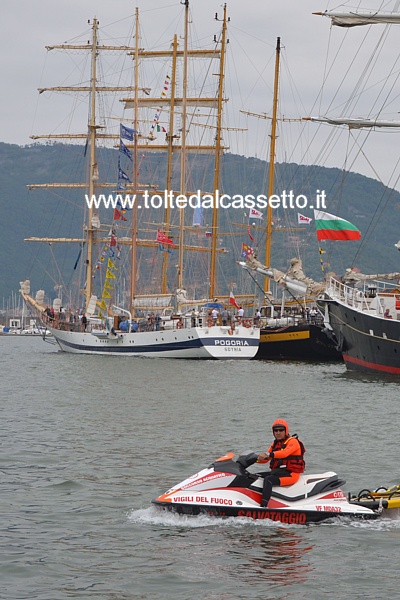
[1,141,399,304]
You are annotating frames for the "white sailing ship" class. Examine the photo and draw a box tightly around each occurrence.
[21,3,259,359]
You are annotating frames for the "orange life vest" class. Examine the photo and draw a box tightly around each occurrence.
[270,435,306,473]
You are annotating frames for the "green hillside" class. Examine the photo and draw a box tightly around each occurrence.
[1,142,399,305]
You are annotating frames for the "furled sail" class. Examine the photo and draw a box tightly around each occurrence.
[131,294,174,308]
[239,256,326,297]
[313,11,400,27]
[343,268,400,283]
[304,117,400,129]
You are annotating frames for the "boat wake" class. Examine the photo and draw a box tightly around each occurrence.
[128,506,276,528]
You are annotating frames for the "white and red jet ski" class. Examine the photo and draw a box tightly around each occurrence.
[152,452,382,524]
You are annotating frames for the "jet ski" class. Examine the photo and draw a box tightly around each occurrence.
[152,452,386,524]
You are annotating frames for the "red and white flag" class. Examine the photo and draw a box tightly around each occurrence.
[156,229,174,247]
[298,213,312,224]
[249,207,263,220]
[229,291,240,309]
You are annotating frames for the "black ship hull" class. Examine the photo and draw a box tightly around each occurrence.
[256,322,342,361]
[323,299,400,375]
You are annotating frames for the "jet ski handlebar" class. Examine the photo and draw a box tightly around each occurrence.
[209,452,259,477]
[236,452,259,469]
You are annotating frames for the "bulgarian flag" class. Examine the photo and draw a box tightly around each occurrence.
[313,210,361,241]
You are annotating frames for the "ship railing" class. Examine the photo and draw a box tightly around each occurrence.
[327,277,371,311]
[327,276,398,314]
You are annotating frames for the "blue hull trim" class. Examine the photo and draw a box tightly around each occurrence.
[57,337,202,353]
[56,336,259,354]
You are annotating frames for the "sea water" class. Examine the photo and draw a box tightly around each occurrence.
[1,336,399,599]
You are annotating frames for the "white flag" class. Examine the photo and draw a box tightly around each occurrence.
[249,207,263,220]
[298,213,312,224]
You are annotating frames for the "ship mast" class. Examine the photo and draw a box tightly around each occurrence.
[162,34,179,294]
[85,18,100,308]
[210,4,228,300]
[177,0,189,300]
[130,8,140,304]
[264,36,281,294]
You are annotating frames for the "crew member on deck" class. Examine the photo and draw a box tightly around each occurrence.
[257,419,305,508]
[211,307,219,325]
[81,312,88,331]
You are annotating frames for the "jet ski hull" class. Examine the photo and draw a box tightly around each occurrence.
[152,499,378,523]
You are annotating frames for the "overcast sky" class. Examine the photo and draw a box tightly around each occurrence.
[2,0,400,190]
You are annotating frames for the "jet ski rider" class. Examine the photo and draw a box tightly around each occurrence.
[257,419,305,508]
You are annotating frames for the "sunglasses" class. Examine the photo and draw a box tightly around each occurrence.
[273,428,285,433]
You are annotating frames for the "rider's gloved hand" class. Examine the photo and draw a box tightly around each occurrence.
[257,452,269,462]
